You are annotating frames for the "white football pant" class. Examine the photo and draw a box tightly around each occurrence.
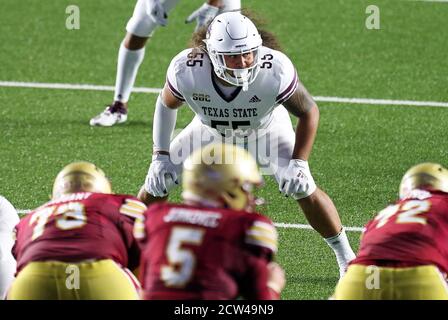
[0,196,19,300]
[168,106,298,191]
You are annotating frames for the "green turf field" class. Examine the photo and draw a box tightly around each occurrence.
[1,0,447,299]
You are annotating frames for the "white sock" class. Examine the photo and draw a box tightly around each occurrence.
[114,42,145,103]
[221,0,241,12]
[324,228,356,277]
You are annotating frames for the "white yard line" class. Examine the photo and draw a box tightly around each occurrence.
[313,96,448,108]
[17,209,364,232]
[1,80,447,108]
[274,222,364,232]
[0,81,160,94]
[409,0,448,3]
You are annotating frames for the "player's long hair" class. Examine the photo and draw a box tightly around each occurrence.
[189,9,283,53]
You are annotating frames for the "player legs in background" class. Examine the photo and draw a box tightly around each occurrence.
[90,0,178,127]
[297,190,355,278]
[90,0,241,127]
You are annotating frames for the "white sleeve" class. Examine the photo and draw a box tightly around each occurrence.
[152,51,191,152]
[0,196,19,300]
[166,52,186,102]
[275,52,299,105]
[153,94,178,153]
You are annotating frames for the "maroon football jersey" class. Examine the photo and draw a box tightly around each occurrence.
[136,202,279,300]
[352,190,448,273]
[13,192,146,272]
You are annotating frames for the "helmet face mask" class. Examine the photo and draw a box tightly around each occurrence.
[210,49,261,91]
[204,12,262,91]
[399,163,448,199]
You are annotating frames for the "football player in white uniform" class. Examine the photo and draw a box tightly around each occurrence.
[0,196,19,299]
[138,12,356,277]
[90,0,241,127]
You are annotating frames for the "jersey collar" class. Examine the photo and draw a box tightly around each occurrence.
[210,68,242,103]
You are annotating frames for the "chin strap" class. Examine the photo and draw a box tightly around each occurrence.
[233,69,250,91]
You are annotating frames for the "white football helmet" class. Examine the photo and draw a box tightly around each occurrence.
[204,12,262,91]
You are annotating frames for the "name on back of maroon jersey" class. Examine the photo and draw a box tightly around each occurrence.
[163,208,222,228]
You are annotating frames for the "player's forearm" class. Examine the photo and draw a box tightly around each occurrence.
[291,104,319,160]
[152,94,177,153]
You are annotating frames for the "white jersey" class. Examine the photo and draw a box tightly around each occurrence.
[0,196,19,233]
[166,46,298,136]
[0,196,19,299]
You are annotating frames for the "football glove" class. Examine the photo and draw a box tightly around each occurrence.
[279,159,317,199]
[145,0,168,27]
[185,3,220,32]
[144,154,178,197]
